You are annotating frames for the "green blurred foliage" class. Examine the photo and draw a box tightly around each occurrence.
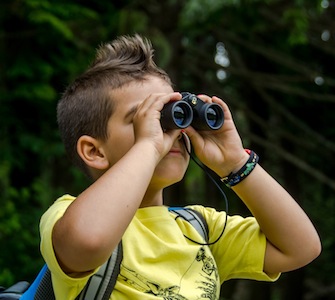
[0,0,334,299]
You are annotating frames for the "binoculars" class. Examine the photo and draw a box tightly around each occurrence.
[161,92,224,130]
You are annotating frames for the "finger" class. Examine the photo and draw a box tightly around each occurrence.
[196,94,212,103]
[135,92,182,122]
[183,126,204,151]
[212,96,233,120]
[151,92,182,107]
[164,129,182,149]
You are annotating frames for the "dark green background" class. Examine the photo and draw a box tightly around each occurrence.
[1,1,334,299]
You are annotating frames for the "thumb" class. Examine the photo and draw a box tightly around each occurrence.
[183,127,204,153]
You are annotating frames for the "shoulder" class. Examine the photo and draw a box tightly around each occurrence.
[185,205,262,244]
[185,205,226,224]
[43,194,76,213]
[40,194,76,231]
[186,205,258,227]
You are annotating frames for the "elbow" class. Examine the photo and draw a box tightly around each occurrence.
[67,224,119,265]
[308,228,322,261]
[297,233,322,269]
[53,218,118,273]
[293,221,322,269]
[309,235,322,262]
[265,227,322,274]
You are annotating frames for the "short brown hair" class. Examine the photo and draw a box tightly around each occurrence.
[57,34,172,176]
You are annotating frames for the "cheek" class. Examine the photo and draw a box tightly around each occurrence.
[107,129,135,165]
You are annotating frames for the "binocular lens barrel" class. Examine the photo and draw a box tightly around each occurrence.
[196,103,224,130]
[160,93,224,130]
[160,101,193,129]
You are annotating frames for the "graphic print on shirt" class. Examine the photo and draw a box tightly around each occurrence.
[195,247,219,299]
[119,246,219,299]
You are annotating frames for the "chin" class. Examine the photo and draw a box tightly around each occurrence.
[153,167,187,188]
[153,177,185,190]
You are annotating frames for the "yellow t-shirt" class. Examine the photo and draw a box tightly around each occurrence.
[40,195,279,299]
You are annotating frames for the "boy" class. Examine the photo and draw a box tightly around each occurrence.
[40,34,321,299]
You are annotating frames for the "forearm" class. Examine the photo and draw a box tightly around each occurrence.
[184,95,321,273]
[53,141,159,273]
[232,164,321,273]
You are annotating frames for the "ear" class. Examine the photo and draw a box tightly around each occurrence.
[77,135,109,170]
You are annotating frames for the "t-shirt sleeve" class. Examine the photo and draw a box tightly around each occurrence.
[39,194,97,299]
[189,206,280,283]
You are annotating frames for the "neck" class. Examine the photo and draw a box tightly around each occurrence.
[140,188,164,208]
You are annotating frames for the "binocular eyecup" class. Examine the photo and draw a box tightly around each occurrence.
[160,92,224,130]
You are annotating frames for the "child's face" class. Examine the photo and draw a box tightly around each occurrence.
[102,76,190,189]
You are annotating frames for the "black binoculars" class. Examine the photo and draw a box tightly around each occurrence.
[160,92,224,130]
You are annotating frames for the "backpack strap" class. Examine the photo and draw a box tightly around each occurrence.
[76,241,123,300]
[19,264,55,300]
[0,281,29,300]
[168,207,209,243]
[21,242,123,300]
[33,267,56,300]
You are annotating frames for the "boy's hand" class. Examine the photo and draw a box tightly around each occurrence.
[132,92,182,161]
[184,95,248,177]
